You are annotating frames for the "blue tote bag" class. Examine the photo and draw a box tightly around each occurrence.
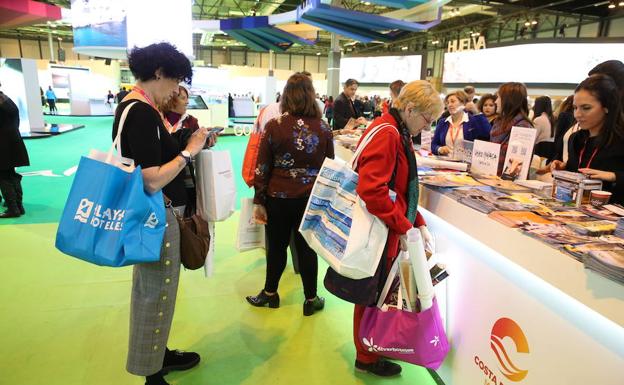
[55,102,166,267]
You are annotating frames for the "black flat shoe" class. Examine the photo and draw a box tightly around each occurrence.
[246,290,280,308]
[355,359,402,377]
[161,348,200,374]
[303,296,325,316]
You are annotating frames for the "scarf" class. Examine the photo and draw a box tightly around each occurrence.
[389,108,419,224]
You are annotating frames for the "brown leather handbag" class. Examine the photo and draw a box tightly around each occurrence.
[165,196,210,270]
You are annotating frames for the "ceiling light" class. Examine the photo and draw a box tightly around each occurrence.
[524,21,531,26]
[401,46,408,51]
[316,52,321,56]
[222,46,226,49]
[609,2,616,8]
[531,20,538,25]
[431,40,439,45]
[619,1,624,6]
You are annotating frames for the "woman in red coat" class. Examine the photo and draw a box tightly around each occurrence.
[353,80,443,377]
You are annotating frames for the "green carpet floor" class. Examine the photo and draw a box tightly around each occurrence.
[0,116,437,385]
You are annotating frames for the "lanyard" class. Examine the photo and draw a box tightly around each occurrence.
[131,86,174,133]
[449,121,462,146]
[578,138,599,169]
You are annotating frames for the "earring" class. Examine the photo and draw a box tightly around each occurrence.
[605,109,609,114]
[157,76,161,80]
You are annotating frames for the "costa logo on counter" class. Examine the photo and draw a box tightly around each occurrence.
[474,318,530,385]
[491,318,529,382]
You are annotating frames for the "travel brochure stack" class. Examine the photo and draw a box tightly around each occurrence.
[418,169,624,285]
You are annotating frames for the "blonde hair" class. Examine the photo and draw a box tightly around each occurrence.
[394,80,443,118]
[445,89,470,104]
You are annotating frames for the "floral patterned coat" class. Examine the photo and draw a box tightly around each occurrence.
[253,113,334,205]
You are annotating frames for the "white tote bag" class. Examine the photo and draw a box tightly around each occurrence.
[299,123,397,279]
[236,198,265,251]
[195,150,236,222]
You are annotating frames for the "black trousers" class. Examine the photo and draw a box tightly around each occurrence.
[0,169,22,206]
[264,196,318,299]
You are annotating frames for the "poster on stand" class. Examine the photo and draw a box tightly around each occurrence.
[470,140,500,176]
[502,126,537,181]
[421,130,432,152]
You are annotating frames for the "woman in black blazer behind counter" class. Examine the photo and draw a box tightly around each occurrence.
[551,74,624,204]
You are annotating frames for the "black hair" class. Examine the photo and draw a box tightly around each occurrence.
[575,74,624,148]
[533,95,554,136]
[588,60,624,105]
[127,42,192,84]
[345,78,359,87]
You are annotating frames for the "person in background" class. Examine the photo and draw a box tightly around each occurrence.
[432,89,491,157]
[113,42,208,385]
[324,95,334,126]
[40,86,46,109]
[247,73,334,316]
[463,85,478,113]
[551,74,624,204]
[0,83,29,218]
[533,96,554,144]
[45,86,57,114]
[228,92,235,117]
[106,90,115,109]
[333,78,367,130]
[490,82,533,174]
[160,84,217,216]
[382,80,405,115]
[551,95,575,162]
[116,87,129,103]
[477,93,498,124]
[351,80,442,377]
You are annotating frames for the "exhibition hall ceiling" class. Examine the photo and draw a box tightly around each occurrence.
[0,0,621,56]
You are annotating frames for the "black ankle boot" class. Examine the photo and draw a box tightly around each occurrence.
[303,296,325,316]
[145,371,169,385]
[246,290,280,308]
[0,202,20,218]
[355,359,402,377]
[161,348,200,374]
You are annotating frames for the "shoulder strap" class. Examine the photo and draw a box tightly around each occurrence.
[349,123,399,170]
[107,101,138,163]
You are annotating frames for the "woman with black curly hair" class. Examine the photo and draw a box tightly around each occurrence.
[112,43,210,385]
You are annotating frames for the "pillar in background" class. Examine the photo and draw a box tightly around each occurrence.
[327,33,340,98]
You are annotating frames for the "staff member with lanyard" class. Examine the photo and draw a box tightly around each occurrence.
[551,74,624,204]
[431,89,491,157]
[113,43,210,385]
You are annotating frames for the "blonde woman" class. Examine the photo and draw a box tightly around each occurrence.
[351,80,443,376]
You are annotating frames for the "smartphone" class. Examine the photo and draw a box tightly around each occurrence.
[209,126,225,134]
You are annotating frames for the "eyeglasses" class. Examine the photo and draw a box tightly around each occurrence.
[419,113,434,126]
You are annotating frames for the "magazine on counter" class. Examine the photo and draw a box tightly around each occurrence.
[521,223,595,245]
[584,249,624,284]
[489,211,555,227]
[565,220,616,236]
[563,242,624,261]
[580,204,624,221]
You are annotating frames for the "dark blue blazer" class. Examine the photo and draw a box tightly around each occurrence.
[431,113,491,155]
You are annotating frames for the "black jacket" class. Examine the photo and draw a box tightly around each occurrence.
[0,91,29,169]
[566,129,624,204]
[332,92,361,130]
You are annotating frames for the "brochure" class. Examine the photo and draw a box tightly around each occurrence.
[566,220,617,236]
[488,211,554,228]
[470,140,501,176]
[501,126,537,181]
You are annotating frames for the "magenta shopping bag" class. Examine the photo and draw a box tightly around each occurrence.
[358,297,449,369]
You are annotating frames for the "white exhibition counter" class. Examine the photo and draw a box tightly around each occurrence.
[420,186,624,385]
[334,143,624,384]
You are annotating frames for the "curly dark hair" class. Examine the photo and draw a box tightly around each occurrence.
[127,43,192,84]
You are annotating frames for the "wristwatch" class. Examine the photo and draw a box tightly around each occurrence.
[179,150,192,165]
